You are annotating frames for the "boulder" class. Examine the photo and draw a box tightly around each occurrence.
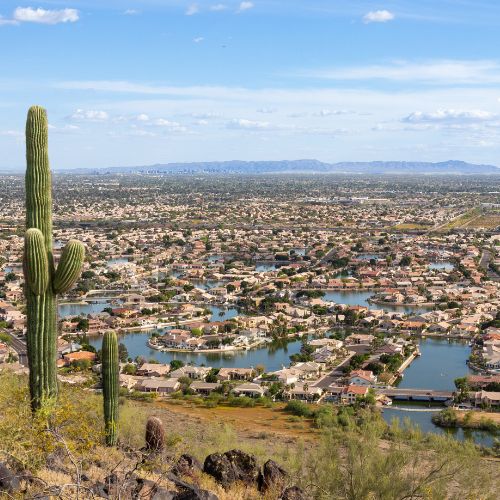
[174,489,219,500]
[257,459,287,493]
[281,485,307,500]
[151,488,177,500]
[0,462,20,494]
[203,449,257,488]
[172,454,203,477]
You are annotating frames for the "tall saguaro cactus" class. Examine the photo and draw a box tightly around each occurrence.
[102,331,119,446]
[23,106,85,411]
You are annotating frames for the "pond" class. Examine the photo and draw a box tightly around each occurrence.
[322,290,431,314]
[428,261,454,271]
[193,280,224,290]
[381,406,495,447]
[208,305,240,321]
[382,338,496,447]
[59,299,119,318]
[356,253,381,261]
[89,334,302,372]
[107,257,131,266]
[255,262,281,272]
[396,338,471,391]
[207,255,224,263]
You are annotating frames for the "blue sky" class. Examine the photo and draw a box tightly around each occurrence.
[2,1,500,169]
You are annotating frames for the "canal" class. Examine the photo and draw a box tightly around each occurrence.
[89,333,302,372]
[382,338,496,447]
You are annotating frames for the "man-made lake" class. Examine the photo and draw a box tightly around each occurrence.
[59,300,114,318]
[89,333,302,372]
[428,261,454,271]
[107,257,131,266]
[396,338,471,391]
[88,329,495,446]
[382,338,496,447]
[382,406,495,447]
[255,262,281,272]
[356,253,381,261]
[322,290,430,314]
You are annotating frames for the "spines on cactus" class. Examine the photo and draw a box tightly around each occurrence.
[23,105,85,412]
[145,416,165,453]
[102,331,119,446]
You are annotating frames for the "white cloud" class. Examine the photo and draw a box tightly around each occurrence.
[210,4,227,11]
[152,118,187,132]
[0,15,18,26]
[403,109,496,123]
[257,107,276,114]
[186,4,199,16]
[238,2,254,13]
[314,109,349,117]
[363,10,395,24]
[193,36,204,43]
[123,9,140,15]
[303,59,500,85]
[195,119,209,125]
[70,109,109,121]
[190,112,221,119]
[136,113,150,121]
[227,118,269,130]
[13,7,79,25]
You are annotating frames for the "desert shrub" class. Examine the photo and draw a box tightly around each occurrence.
[0,372,102,471]
[284,400,313,418]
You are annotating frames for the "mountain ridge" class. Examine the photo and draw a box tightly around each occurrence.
[57,159,500,175]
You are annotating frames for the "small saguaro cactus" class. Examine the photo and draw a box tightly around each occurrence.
[23,106,85,411]
[145,416,165,453]
[102,331,119,446]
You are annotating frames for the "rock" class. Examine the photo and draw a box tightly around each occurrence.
[151,488,178,500]
[172,454,203,477]
[135,477,160,498]
[91,481,109,499]
[203,449,257,488]
[104,472,119,486]
[174,489,219,500]
[257,459,287,493]
[166,472,219,500]
[280,485,307,500]
[0,462,20,494]
[103,472,141,498]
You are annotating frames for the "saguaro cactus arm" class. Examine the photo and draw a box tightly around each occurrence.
[24,228,49,295]
[102,331,119,446]
[53,240,85,294]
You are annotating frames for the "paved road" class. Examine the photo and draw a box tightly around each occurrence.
[480,249,499,282]
[312,353,353,389]
[6,332,27,366]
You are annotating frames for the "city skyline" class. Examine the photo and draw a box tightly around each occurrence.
[2,1,500,169]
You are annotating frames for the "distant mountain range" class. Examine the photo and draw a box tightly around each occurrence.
[58,159,500,176]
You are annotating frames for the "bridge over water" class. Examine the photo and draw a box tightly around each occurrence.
[377,388,454,402]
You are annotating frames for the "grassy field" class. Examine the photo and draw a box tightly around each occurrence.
[155,399,318,442]
[392,223,431,230]
[464,213,500,229]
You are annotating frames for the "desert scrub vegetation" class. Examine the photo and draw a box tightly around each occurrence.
[0,371,498,499]
[0,372,102,473]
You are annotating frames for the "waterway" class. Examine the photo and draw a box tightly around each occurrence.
[59,299,119,318]
[87,326,496,445]
[382,338,496,447]
[428,261,454,271]
[89,334,301,372]
[322,290,430,314]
